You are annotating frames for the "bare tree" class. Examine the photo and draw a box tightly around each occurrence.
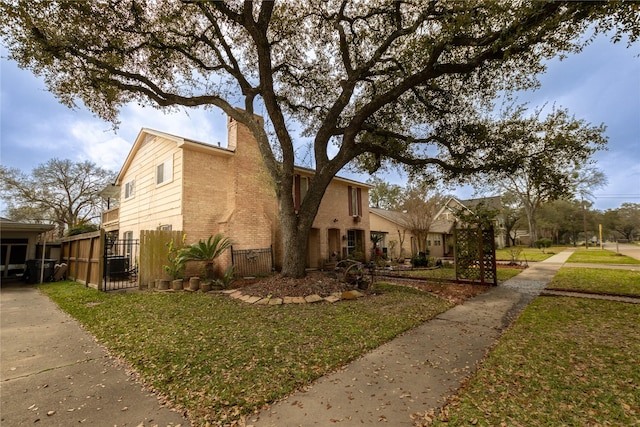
[401,184,447,254]
[1,159,116,237]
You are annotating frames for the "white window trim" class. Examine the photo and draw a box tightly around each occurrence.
[351,187,360,217]
[124,179,135,200]
[156,156,173,187]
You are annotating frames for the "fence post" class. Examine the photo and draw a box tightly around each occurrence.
[97,229,105,291]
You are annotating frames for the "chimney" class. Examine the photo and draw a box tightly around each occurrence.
[227,116,238,151]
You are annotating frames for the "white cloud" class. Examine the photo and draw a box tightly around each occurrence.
[119,104,228,147]
[68,121,132,172]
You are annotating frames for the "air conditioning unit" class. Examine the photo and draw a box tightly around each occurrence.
[352,215,361,223]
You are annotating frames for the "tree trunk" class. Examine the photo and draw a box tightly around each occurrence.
[279,211,313,278]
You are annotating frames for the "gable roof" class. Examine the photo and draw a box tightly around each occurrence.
[115,128,234,184]
[369,207,409,227]
[434,197,470,219]
[460,196,502,211]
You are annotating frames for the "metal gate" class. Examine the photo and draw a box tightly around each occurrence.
[104,238,139,291]
[231,246,273,277]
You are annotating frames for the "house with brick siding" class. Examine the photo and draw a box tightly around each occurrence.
[101,115,370,277]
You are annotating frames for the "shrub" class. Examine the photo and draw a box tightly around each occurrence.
[534,238,553,253]
[411,252,429,267]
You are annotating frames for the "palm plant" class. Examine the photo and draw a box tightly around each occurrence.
[178,234,233,281]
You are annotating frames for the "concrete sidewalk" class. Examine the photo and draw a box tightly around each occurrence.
[4,247,624,426]
[0,283,189,426]
[250,250,575,427]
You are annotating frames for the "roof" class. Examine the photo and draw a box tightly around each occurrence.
[429,219,455,234]
[113,126,370,188]
[115,128,234,184]
[460,196,502,211]
[369,207,409,226]
[0,218,55,234]
[295,165,371,188]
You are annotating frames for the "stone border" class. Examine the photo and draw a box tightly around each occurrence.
[221,289,365,305]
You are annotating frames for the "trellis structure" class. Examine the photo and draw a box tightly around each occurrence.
[454,225,497,286]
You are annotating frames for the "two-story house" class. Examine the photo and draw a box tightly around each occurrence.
[433,196,506,250]
[101,115,370,278]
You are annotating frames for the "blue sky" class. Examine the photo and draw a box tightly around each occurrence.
[1,34,639,212]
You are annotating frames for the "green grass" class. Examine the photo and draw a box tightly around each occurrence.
[39,281,452,426]
[547,267,640,297]
[495,246,567,262]
[400,266,523,283]
[427,297,640,426]
[568,249,640,264]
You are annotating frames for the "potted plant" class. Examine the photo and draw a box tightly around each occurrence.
[163,236,186,290]
[178,234,233,286]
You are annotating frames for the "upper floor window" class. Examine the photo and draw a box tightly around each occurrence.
[293,174,310,212]
[156,157,173,186]
[348,186,362,217]
[124,179,135,199]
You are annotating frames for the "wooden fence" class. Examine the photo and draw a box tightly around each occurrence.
[138,230,184,289]
[60,230,104,290]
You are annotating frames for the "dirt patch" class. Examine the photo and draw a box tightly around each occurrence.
[233,271,356,299]
[232,271,489,304]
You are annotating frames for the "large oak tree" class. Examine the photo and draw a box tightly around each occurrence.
[2,1,637,277]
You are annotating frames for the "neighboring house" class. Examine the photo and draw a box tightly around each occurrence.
[101,115,370,276]
[434,196,506,249]
[369,195,508,261]
[369,208,454,259]
[0,218,56,281]
[368,208,414,260]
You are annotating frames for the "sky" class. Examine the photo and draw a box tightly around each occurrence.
[1,33,639,213]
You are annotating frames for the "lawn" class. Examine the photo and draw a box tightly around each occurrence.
[567,248,640,264]
[395,266,524,283]
[547,267,640,297]
[495,246,567,262]
[39,281,452,426]
[425,297,640,426]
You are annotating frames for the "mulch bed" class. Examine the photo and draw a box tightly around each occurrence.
[232,271,490,304]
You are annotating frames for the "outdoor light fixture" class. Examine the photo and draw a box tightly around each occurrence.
[333,218,339,222]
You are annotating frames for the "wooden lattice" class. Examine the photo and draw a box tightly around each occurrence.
[454,225,497,286]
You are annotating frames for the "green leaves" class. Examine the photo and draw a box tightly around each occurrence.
[177,234,233,280]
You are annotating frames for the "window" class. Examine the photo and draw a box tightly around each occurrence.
[156,157,173,186]
[124,180,135,199]
[293,174,310,212]
[347,229,364,259]
[348,186,362,217]
[123,231,134,258]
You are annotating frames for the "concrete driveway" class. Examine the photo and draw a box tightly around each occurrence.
[609,242,640,261]
[0,283,189,426]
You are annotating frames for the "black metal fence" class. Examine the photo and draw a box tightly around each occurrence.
[104,238,139,291]
[231,246,273,277]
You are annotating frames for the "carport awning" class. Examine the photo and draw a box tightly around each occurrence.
[0,219,55,234]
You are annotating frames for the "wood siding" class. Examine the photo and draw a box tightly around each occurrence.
[118,136,184,238]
